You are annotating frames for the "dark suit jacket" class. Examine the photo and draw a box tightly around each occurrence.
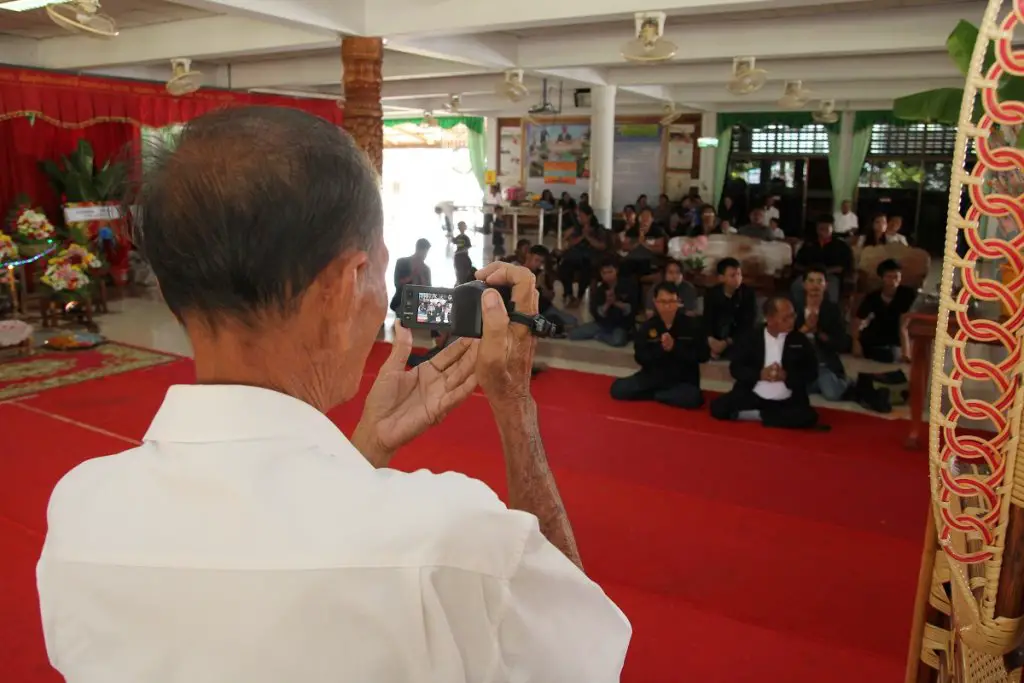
[634,312,709,385]
[729,325,819,404]
[794,299,848,377]
[389,256,431,312]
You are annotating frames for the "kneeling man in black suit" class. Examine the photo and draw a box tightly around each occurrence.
[710,295,824,430]
[610,282,709,409]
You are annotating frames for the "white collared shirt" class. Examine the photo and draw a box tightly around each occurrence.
[761,206,779,226]
[37,385,630,683]
[835,211,858,235]
[754,329,793,400]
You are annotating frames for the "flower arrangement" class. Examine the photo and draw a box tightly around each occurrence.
[0,234,18,262]
[678,235,709,274]
[41,260,91,296]
[13,208,55,243]
[54,243,103,270]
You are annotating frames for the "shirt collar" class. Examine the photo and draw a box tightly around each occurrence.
[144,385,365,464]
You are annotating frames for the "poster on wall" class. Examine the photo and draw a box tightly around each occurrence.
[667,123,695,170]
[499,127,522,182]
[542,160,577,185]
[527,123,590,179]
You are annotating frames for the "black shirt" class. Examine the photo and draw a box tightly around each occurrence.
[703,283,757,341]
[453,234,472,251]
[590,279,637,331]
[634,312,709,386]
[794,238,853,274]
[857,285,917,346]
[530,266,555,312]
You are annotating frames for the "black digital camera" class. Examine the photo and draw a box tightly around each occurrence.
[398,281,553,339]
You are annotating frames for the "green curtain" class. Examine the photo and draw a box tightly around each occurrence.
[826,126,843,211]
[713,127,733,207]
[466,128,487,192]
[383,116,485,134]
[842,125,872,209]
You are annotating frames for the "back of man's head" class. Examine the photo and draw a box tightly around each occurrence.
[136,106,382,327]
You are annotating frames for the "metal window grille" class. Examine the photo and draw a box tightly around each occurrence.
[730,124,830,155]
[868,123,957,157]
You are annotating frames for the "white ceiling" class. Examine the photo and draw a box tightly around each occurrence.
[0,0,983,116]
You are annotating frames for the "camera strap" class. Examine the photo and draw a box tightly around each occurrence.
[508,311,555,338]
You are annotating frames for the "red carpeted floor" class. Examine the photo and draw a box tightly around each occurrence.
[0,343,928,682]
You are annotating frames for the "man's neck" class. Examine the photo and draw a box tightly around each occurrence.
[766,326,783,338]
[723,284,738,296]
[806,293,824,307]
[659,313,675,328]
[882,286,898,298]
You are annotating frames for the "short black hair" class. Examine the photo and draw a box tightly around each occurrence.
[803,264,827,280]
[528,244,550,257]
[663,258,682,274]
[717,257,740,275]
[599,258,618,271]
[638,206,654,216]
[877,258,901,277]
[578,204,596,220]
[415,238,431,252]
[700,203,715,214]
[516,238,531,249]
[763,295,791,317]
[623,204,636,213]
[653,282,679,299]
[136,106,381,326]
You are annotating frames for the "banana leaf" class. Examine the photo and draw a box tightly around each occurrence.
[893,88,967,125]
[946,20,996,76]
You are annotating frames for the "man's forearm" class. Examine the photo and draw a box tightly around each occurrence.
[493,399,582,569]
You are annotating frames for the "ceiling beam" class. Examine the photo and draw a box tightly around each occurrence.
[518,4,985,68]
[229,52,489,90]
[608,52,960,87]
[34,16,339,70]
[387,34,518,69]
[167,0,362,34]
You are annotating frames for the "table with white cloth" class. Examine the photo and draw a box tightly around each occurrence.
[667,234,794,277]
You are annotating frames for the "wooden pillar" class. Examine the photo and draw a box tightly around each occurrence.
[341,37,384,176]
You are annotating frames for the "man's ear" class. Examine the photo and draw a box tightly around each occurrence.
[316,250,370,308]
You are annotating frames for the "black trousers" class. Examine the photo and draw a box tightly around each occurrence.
[558,256,591,299]
[610,371,703,409]
[710,386,818,429]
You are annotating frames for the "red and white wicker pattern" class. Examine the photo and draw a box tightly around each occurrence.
[933,0,1024,565]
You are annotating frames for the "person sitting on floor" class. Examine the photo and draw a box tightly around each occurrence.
[503,238,531,265]
[791,214,853,305]
[795,266,852,402]
[610,282,709,409]
[558,204,609,307]
[491,206,507,258]
[852,258,916,363]
[710,296,823,430]
[703,257,757,359]
[524,244,577,333]
[568,259,635,347]
[644,259,698,318]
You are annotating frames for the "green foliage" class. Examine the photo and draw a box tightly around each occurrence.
[38,139,127,204]
[893,20,1024,148]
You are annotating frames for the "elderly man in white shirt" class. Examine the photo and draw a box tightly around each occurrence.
[37,107,630,683]
[834,199,859,237]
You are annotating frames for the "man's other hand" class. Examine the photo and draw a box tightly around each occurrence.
[474,261,538,410]
[353,322,478,467]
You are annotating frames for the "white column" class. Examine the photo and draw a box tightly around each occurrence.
[590,85,616,227]
[484,116,499,178]
[835,110,855,215]
[699,111,717,201]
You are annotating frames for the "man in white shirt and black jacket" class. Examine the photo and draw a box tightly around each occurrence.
[710,296,824,430]
[36,107,630,683]
[610,281,709,409]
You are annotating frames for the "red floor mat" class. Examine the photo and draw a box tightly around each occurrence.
[4,342,926,682]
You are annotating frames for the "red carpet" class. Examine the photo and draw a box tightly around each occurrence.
[0,343,927,682]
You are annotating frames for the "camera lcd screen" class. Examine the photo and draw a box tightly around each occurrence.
[415,291,454,326]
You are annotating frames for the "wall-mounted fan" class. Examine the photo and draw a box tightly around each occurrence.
[496,70,529,102]
[812,99,838,124]
[166,58,202,97]
[726,57,767,95]
[778,80,811,109]
[47,0,117,38]
[621,11,677,63]
[443,94,462,114]
[420,111,438,127]
[660,103,684,126]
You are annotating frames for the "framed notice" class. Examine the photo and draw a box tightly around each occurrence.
[666,123,695,171]
[664,171,693,201]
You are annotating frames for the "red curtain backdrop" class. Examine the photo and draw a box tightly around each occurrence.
[0,65,345,220]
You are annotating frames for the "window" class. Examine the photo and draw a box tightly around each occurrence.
[731,124,830,155]
[858,160,924,189]
[868,123,957,157]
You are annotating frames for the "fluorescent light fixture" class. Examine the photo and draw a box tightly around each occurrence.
[0,0,67,11]
[697,137,719,148]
